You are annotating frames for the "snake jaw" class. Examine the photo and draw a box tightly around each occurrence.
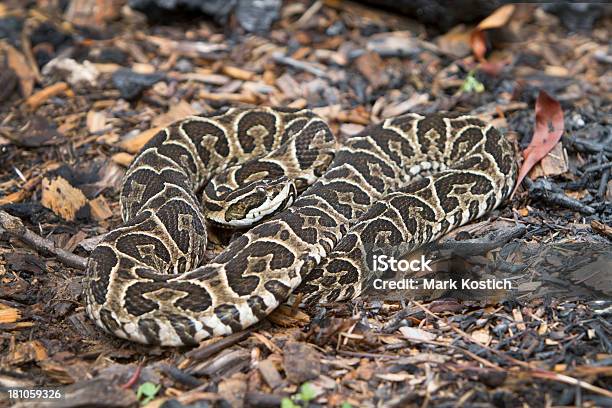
[206,178,297,228]
[245,181,296,222]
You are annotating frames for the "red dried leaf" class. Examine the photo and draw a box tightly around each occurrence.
[470,30,488,62]
[512,91,564,197]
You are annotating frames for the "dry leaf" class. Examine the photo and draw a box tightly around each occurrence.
[512,91,564,197]
[528,142,568,178]
[477,4,516,31]
[437,24,472,58]
[470,4,515,74]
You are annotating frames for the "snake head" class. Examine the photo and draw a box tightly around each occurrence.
[205,177,297,228]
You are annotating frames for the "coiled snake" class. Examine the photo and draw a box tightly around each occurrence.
[85,107,517,346]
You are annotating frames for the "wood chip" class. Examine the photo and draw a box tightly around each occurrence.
[471,328,492,346]
[120,127,163,154]
[376,372,413,382]
[436,24,472,57]
[152,100,198,127]
[275,73,301,99]
[381,93,429,118]
[282,342,321,384]
[198,90,258,104]
[0,303,21,324]
[41,176,88,221]
[399,326,437,343]
[1,42,36,97]
[64,0,123,27]
[257,358,283,389]
[86,110,107,133]
[267,304,310,327]
[222,66,255,81]
[591,220,612,239]
[0,190,26,205]
[90,195,112,221]
[354,51,389,88]
[8,340,48,364]
[112,152,134,167]
[217,374,247,408]
[513,309,526,331]
[25,82,69,110]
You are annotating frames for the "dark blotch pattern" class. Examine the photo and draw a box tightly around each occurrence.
[88,246,117,305]
[86,108,517,346]
[237,111,277,153]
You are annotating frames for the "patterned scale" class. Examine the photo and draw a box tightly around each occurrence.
[85,108,516,346]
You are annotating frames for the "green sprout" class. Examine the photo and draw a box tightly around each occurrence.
[136,381,161,405]
[460,70,485,94]
[280,382,317,408]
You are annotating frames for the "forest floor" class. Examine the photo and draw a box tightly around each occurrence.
[0,1,610,407]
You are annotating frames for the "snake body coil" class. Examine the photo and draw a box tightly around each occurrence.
[85,107,517,346]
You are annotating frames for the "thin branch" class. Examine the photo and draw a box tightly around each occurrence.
[0,210,87,270]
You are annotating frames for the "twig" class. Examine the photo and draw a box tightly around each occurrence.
[530,369,612,399]
[184,328,252,362]
[524,178,596,215]
[245,391,284,408]
[271,52,330,78]
[583,161,612,173]
[562,135,612,156]
[20,20,43,83]
[292,0,323,29]
[0,210,87,270]
[434,225,527,255]
[382,305,422,333]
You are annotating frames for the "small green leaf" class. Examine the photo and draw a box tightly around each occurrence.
[341,402,353,408]
[460,71,485,94]
[281,397,299,408]
[136,382,160,405]
[298,382,316,402]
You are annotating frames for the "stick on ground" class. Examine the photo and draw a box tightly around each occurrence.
[0,210,88,270]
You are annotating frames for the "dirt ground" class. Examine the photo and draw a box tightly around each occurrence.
[0,1,610,407]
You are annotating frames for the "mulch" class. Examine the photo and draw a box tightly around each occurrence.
[0,1,610,407]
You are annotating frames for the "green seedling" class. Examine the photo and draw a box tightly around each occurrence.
[136,381,161,405]
[461,71,485,94]
[281,382,317,408]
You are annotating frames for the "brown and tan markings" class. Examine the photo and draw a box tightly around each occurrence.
[85,108,517,346]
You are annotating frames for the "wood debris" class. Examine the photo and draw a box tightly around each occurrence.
[0,1,610,406]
